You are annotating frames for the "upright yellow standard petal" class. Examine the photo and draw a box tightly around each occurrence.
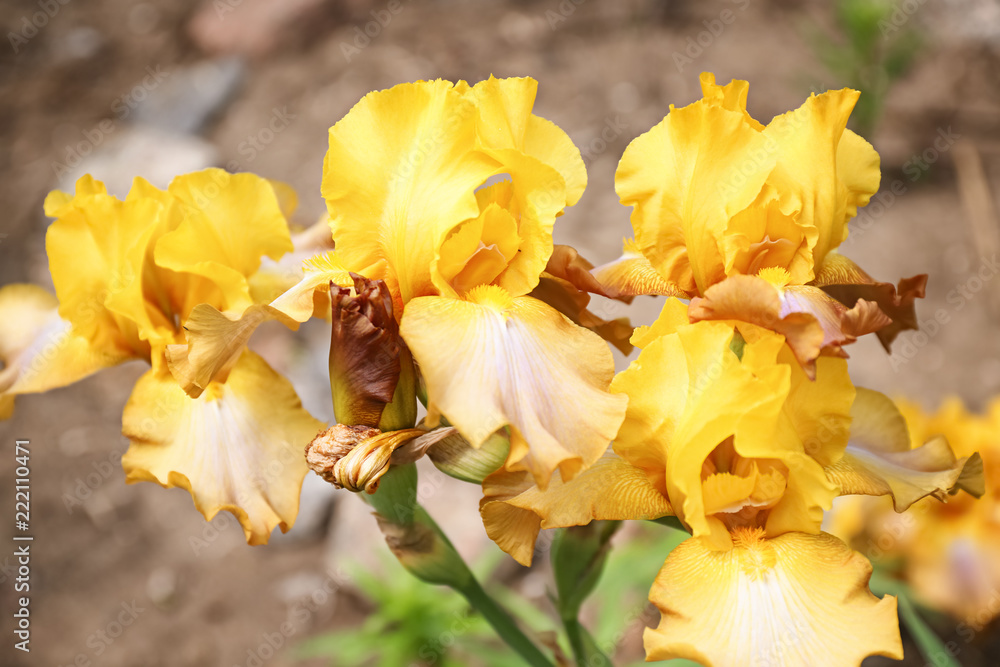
[155,169,295,313]
[399,286,627,489]
[645,529,902,666]
[761,90,880,268]
[467,75,587,206]
[45,180,168,358]
[616,99,776,294]
[122,351,323,545]
[322,80,499,304]
[480,452,673,565]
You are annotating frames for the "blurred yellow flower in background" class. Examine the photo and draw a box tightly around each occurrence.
[830,396,998,627]
[0,170,324,544]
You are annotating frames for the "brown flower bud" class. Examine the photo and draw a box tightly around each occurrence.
[329,274,416,430]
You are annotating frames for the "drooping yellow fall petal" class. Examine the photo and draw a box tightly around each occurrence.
[121,351,323,545]
[761,90,881,269]
[825,388,984,510]
[0,284,129,417]
[399,286,627,489]
[645,529,903,666]
[480,451,673,565]
[322,80,499,304]
[616,98,776,294]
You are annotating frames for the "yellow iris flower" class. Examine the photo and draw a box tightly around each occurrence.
[0,170,325,545]
[830,396,997,626]
[593,72,927,376]
[171,76,629,489]
[478,73,984,666]
[482,306,981,666]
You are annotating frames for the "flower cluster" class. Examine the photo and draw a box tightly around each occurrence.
[0,73,985,666]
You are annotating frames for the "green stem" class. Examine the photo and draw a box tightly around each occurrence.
[897,594,962,667]
[562,616,612,667]
[457,577,555,667]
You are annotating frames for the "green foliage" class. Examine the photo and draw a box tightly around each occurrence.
[296,551,526,667]
[869,567,962,667]
[577,522,690,662]
[805,0,923,137]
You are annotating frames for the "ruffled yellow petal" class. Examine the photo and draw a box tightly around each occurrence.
[121,351,323,545]
[480,452,673,565]
[825,388,984,510]
[399,287,627,489]
[155,169,294,313]
[610,320,788,543]
[165,251,366,398]
[761,90,880,269]
[0,284,128,415]
[645,529,902,666]
[590,238,687,298]
[468,75,587,206]
[322,80,499,304]
[523,114,587,207]
[45,178,170,357]
[699,72,765,131]
[723,198,814,283]
[629,297,691,349]
[616,99,776,294]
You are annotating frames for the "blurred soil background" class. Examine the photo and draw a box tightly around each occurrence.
[1,0,1000,665]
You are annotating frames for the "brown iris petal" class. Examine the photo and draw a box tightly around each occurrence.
[329,273,404,427]
[812,252,928,350]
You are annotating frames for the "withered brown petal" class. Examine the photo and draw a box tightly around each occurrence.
[812,253,928,351]
[329,274,403,427]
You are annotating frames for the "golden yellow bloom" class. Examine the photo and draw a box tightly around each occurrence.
[174,77,628,489]
[1,171,323,545]
[596,72,927,374]
[481,300,979,666]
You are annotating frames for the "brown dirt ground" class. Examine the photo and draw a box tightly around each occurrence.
[1,1,1000,665]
